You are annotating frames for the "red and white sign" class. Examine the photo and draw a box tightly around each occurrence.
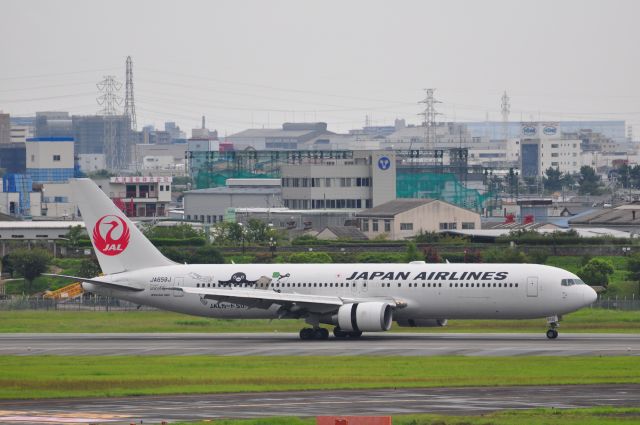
[92,215,131,256]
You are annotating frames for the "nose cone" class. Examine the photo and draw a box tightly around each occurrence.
[584,286,597,305]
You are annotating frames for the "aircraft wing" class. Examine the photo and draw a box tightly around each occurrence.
[180,286,402,314]
[43,273,145,292]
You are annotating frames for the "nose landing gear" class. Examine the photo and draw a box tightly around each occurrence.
[546,315,559,339]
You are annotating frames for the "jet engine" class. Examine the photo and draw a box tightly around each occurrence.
[396,318,448,327]
[335,302,393,332]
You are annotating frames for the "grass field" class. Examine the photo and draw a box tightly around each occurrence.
[1,355,639,399]
[0,308,638,333]
[172,408,640,425]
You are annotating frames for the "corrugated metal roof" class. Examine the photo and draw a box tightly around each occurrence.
[0,221,85,229]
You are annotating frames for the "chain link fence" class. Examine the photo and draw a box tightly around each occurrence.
[592,296,640,311]
[0,295,157,311]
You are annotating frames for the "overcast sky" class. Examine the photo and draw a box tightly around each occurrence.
[1,0,639,136]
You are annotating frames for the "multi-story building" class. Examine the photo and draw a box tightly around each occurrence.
[72,115,133,169]
[0,143,26,174]
[25,137,75,183]
[520,122,581,177]
[94,176,173,218]
[35,111,73,138]
[0,112,11,145]
[281,150,396,210]
[10,125,33,143]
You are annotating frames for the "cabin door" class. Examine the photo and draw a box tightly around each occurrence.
[526,276,538,297]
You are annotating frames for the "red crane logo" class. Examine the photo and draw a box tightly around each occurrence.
[93,215,131,256]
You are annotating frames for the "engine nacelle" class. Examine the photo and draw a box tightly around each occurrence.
[396,318,448,328]
[336,302,393,332]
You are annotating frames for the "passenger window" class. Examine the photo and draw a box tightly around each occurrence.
[439,283,442,287]
[515,283,518,287]
[422,283,426,287]
[449,283,452,287]
[398,283,401,287]
[196,283,200,288]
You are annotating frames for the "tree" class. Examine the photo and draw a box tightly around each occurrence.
[627,253,640,281]
[423,246,441,263]
[483,248,529,263]
[543,167,562,192]
[577,166,603,195]
[405,242,424,262]
[8,248,51,291]
[190,245,225,264]
[578,258,614,287]
[78,258,102,278]
[144,223,203,239]
[65,225,84,249]
[287,252,332,263]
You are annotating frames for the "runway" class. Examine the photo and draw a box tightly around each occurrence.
[1,332,639,356]
[1,384,639,424]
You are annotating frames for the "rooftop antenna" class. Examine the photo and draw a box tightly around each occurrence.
[202,115,206,129]
[124,56,137,131]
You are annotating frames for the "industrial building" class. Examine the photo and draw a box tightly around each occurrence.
[184,179,282,224]
[355,198,481,240]
[226,122,334,150]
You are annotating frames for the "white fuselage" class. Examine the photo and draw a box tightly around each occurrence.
[84,262,596,322]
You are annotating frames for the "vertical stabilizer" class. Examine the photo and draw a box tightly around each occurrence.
[70,178,174,274]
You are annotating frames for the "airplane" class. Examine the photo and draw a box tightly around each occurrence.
[49,178,598,340]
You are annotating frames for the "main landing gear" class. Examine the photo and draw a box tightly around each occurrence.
[299,327,329,340]
[546,315,559,339]
[333,327,362,339]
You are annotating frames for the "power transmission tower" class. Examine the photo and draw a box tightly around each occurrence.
[501,90,510,141]
[124,56,137,131]
[418,88,441,149]
[97,75,123,170]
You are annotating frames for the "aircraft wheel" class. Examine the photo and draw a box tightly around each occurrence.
[546,329,558,339]
[299,328,314,340]
[314,328,329,340]
[333,328,348,338]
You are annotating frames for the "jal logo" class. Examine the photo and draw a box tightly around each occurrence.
[543,126,557,135]
[522,126,537,136]
[93,215,131,256]
[378,156,391,170]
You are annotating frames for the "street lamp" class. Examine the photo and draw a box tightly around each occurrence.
[269,236,277,258]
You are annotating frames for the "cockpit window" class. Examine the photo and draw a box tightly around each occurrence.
[561,278,586,286]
